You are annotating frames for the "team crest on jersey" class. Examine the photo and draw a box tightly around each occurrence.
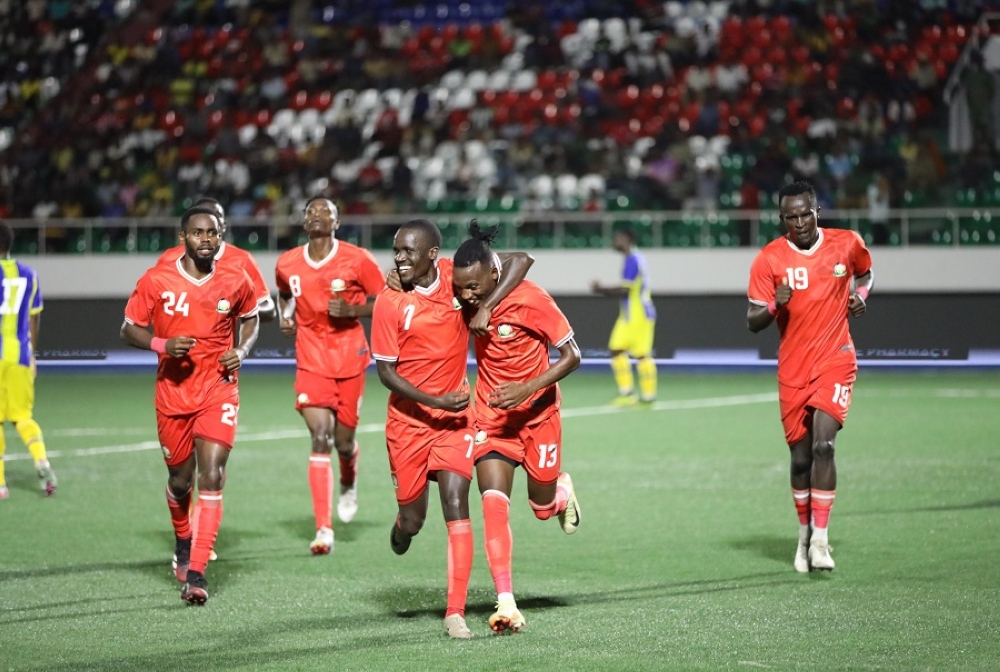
[475,430,488,444]
[497,324,514,338]
[161,445,172,461]
[216,299,231,314]
[330,278,346,292]
[833,263,847,277]
[297,392,310,405]
[452,297,462,310]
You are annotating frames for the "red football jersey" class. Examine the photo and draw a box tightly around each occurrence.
[158,241,271,308]
[471,280,574,429]
[748,228,873,387]
[371,258,470,426]
[275,240,386,378]
[124,258,258,416]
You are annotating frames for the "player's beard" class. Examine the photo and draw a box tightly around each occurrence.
[192,252,215,274]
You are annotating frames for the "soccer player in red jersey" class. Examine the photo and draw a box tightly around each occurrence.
[156,197,276,323]
[370,219,532,639]
[121,206,260,604]
[275,197,386,554]
[452,222,581,634]
[747,181,874,573]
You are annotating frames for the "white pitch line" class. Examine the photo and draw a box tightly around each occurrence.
[2,393,778,462]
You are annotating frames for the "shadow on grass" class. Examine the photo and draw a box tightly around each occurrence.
[275,516,382,545]
[838,499,1000,516]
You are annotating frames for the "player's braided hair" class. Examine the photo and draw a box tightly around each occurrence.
[454,219,501,269]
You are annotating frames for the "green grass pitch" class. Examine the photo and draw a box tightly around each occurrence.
[2,369,998,671]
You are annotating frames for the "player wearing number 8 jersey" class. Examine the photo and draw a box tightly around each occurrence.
[452,222,581,634]
[122,207,260,604]
[275,197,386,555]
[371,218,533,639]
[747,181,873,574]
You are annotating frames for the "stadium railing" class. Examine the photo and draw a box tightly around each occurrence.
[5,207,998,254]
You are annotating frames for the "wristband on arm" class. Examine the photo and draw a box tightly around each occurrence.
[856,286,869,302]
[150,337,167,354]
[766,300,777,316]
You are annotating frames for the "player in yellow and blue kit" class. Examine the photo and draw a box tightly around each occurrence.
[0,221,56,499]
[591,227,657,405]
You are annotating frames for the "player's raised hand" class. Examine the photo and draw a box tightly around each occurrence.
[775,277,792,308]
[436,388,470,412]
[167,337,197,357]
[488,381,531,409]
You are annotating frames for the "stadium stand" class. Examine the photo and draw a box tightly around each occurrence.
[2,0,1000,251]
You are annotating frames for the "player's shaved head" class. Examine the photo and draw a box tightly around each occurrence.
[399,219,442,249]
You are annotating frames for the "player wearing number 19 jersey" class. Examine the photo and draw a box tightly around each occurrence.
[747,181,873,574]
[274,197,386,555]
[122,207,259,604]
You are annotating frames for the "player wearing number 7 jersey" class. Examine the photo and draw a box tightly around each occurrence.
[121,206,260,605]
[451,222,581,634]
[747,181,873,574]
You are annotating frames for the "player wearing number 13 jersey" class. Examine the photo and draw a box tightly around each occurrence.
[452,222,581,634]
[747,181,873,574]
[274,197,386,555]
[121,207,260,605]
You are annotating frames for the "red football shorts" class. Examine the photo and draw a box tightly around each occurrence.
[294,369,366,429]
[779,361,857,446]
[473,411,562,486]
[156,386,240,468]
[385,415,474,506]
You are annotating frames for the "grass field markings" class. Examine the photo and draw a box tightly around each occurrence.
[8,394,777,462]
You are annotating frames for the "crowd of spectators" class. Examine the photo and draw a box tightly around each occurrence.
[1,0,997,243]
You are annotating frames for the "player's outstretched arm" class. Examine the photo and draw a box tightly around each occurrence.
[590,279,628,298]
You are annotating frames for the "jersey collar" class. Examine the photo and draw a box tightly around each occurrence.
[301,238,339,269]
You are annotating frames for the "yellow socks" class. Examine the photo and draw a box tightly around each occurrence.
[16,419,47,465]
[637,357,657,402]
[611,353,635,397]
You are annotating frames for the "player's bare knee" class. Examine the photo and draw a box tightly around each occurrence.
[812,439,836,461]
[397,512,424,537]
[333,435,356,458]
[310,431,334,454]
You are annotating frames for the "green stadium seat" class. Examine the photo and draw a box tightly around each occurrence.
[708,214,739,247]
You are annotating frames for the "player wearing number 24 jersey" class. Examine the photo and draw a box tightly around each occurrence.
[121,206,260,605]
[747,181,873,575]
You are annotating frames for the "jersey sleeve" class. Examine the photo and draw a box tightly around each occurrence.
[28,270,43,315]
[850,231,873,276]
[521,287,574,347]
[123,272,156,327]
[235,270,260,319]
[358,248,388,296]
[622,254,639,283]
[370,292,400,361]
[747,249,776,305]
[242,253,272,304]
[274,255,291,295]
